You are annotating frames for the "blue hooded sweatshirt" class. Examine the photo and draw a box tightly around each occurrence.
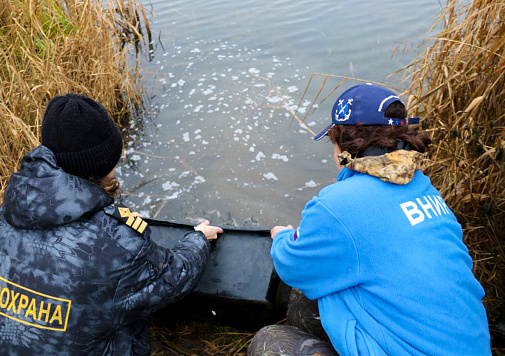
[271,151,491,356]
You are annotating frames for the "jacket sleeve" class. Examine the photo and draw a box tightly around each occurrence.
[271,195,360,300]
[112,229,210,323]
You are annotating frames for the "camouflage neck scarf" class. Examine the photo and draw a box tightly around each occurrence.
[337,150,425,185]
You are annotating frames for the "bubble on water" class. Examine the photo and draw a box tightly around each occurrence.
[162,181,180,191]
[255,152,265,161]
[190,48,201,53]
[183,132,190,142]
[131,154,141,161]
[267,96,282,104]
[165,192,180,200]
[194,176,205,184]
[263,172,278,181]
[271,153,289,162]
[305,180,317,188]
[248,68,260,74]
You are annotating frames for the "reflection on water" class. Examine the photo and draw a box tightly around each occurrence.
[117,0,442,227]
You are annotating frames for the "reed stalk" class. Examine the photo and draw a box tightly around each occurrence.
[0,0,148,197]
[401,1,505,340]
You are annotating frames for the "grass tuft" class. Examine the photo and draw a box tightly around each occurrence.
[0,0,148,199]
[401,2,505,343]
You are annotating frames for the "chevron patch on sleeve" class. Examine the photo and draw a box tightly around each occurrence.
[110,204,148,235]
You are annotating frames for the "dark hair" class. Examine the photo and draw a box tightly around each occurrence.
[89,176,122,199]
[327,102,431,157]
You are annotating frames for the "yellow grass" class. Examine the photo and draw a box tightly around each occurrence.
[402,1,505,343]
[0,0,148,197]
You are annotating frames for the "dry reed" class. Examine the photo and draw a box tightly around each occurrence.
[0,0,149,198]
[401,0,505,344]
[149,319,253,356]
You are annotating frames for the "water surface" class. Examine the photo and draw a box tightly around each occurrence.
[118,0,443,227]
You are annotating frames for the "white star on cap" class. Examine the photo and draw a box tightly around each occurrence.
[388,118,394,125]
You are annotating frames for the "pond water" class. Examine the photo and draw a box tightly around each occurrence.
[117,0,443,227]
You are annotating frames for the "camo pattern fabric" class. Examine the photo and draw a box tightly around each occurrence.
[0,145,210,356]
[337,150,425,185]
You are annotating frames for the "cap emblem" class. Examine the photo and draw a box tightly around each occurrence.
[335,98,353,122]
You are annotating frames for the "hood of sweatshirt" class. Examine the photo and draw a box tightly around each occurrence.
[2,145,113,230]
[337,149,425,185]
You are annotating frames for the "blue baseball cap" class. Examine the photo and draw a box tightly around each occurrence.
[313,83,420,141]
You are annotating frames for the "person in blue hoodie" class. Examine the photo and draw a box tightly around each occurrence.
[0,93,223,355]
[248,83,491,356]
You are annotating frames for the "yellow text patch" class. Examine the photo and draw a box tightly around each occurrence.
[0,276,71,332]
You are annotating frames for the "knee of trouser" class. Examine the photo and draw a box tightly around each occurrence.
[248,324,338,356]
[248,325,297,356]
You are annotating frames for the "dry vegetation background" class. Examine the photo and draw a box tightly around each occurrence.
[404,0,505,340]
[0,0,146,196]
[0,0,504,354]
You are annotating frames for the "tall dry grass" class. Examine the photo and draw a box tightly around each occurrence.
[402,0,505,339]
[0,0,149,197]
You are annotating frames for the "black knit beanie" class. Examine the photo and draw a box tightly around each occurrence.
[41,93,123,179]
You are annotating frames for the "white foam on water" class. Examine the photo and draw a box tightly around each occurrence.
[255,152,265,161]
[305,180,317,188]
[271,154,289,162]
[263,172,278,181]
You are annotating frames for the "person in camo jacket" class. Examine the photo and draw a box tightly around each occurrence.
[0,93,223,355]
[248,83,491,356]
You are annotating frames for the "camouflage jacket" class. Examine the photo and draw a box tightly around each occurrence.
[0,146,210,356]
